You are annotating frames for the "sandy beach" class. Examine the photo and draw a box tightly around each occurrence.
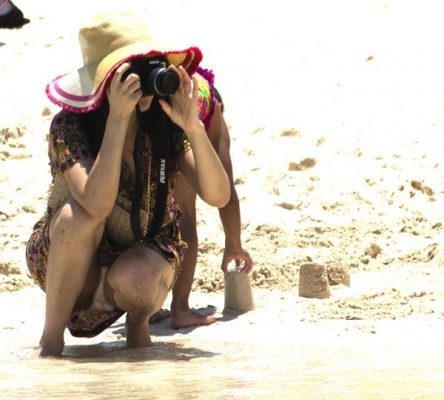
[1,0,444,398]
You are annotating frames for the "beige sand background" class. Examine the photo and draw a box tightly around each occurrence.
[1,0,444,398]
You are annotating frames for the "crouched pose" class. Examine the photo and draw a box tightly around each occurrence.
[25,12,229,357]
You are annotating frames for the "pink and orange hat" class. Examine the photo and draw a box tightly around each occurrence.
[46,12,202,113]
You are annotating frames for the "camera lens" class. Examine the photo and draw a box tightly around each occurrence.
[124,58,181,97]
[153,69,180,96]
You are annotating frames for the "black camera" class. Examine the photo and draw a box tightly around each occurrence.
[121,57,180,97]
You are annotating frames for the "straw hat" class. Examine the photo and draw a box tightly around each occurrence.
[46,12,202,112]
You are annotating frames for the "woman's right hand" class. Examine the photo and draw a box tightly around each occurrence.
[107,63,142,120]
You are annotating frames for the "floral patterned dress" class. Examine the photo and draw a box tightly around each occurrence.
[25,69,217,338]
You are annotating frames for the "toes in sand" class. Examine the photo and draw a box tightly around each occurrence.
[171,310,216,330]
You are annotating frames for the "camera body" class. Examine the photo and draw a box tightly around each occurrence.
[121,57,180,97]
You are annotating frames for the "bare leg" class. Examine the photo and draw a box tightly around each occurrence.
[106,245,174,348]
[40,199,104,357]
[171,173,216,329]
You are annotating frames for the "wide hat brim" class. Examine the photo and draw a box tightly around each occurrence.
[46,43,202,113]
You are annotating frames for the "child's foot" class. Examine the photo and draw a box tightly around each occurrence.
[171,309,216,330]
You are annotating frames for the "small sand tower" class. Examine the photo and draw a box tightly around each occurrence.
[298,263,331,299]
[224,267,255,312]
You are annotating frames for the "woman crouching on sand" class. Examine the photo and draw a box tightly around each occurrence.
[25,12,229,357]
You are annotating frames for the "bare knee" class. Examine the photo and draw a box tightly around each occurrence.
[107,247,174,312]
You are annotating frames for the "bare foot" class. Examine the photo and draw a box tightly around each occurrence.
[125,322,152,348]
[171,309,216,330]
[39,337,64,358]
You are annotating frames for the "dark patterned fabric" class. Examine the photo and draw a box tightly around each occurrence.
[25,109,189,337]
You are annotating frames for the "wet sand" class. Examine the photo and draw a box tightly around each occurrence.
[2,0,444,398]
[1,284,444,399]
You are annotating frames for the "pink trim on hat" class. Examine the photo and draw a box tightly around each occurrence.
[46,83,106,113]
[53,80,97,101]
[46,47,203,113]
[53,81,99,101]
[45,87,104,114]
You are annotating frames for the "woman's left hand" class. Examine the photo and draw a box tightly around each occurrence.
[158,65,202,132]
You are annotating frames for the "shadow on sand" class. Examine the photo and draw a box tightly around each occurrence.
[110,306,248,338]
[48,306,250,362]
[61,340,219,363]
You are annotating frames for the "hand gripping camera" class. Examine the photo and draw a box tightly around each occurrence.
[121,57,180,97]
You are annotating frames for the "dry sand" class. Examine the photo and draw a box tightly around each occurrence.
[1,0,444,398]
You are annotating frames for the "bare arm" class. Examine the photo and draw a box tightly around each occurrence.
[64,63,142,219]
[160,66,230,208]
[208,103,253,274]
